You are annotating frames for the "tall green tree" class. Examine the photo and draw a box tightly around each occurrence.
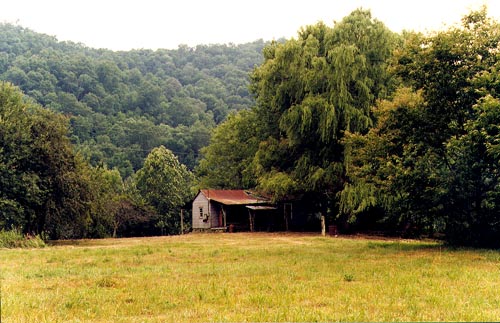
[249,9,395,231]
[341,88,445,234]
[0,82,93,238]
[0,83,37,230]
[393,8,500,149]
[342,8,500,244]
[443,95,500,247]
[135,146,194,234]
[86,165,124,238]
[196,110,260,189]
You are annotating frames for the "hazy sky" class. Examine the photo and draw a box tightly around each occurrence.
[2,0,499,51]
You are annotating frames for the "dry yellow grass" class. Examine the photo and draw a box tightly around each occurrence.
[1,233,500,322]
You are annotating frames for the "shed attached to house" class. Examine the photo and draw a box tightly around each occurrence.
[192,189,280,232]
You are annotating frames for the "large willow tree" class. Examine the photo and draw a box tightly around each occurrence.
[249,9,395,230]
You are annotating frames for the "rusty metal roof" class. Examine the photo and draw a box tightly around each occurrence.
[200,189,270,205]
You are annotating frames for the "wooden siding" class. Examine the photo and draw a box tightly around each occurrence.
[192,192,211,229]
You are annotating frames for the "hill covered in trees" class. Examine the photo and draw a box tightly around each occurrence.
[0,23,267,176]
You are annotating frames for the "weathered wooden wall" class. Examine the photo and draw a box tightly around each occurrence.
[192,192,211,229]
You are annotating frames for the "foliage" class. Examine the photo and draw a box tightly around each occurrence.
[342,7,500,246]
[0,24,267,238]
[135,146,194,234]
[196,109,260,189]
[0,82,157,239]
[443,95,500,247]
[0,82,93,239]
[247,9,395,220]
[85,165,125,238]
[110,195,158,238]
[342,87,446,234]
[394,9,500,144]
[196,7,500,247]
[5,8,500,246]
[0,23,266,174]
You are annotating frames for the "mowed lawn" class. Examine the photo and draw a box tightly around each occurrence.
[2,233,500,322]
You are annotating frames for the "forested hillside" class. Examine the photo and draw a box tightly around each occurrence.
[0,23,266,176]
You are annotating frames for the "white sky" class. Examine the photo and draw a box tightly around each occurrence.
[1,0,499,51]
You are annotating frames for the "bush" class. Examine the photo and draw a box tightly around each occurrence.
[0,229,46,248]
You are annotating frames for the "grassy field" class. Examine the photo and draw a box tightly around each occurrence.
[1,233,500,322]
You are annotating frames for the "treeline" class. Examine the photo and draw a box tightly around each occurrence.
[0,82,193,239]
[0,23,266,175]
[0,23,266,240]
[198,8,500,248]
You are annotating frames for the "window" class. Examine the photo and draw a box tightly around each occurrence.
[199,207,203,218]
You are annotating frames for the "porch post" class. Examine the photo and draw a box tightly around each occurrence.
[248,209,254,232]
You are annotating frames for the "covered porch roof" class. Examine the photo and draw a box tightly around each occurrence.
[200,189,271,206]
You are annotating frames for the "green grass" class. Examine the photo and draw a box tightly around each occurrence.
[1,233,500,322]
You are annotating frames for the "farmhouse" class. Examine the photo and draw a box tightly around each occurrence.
[192,189,319,233]
[192,189,284,232]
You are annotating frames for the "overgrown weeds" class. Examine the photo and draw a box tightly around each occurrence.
[0,228,46,248]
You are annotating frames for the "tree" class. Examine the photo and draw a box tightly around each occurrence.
[134,146,194,234]
[31,110,94,239]
[197,110,260,189]
[0,83,35,230]
[341,88,445,235]
[249,9,395,232]
[443,96,500,247]
[341,8,500,244]
[0,82,93,239]
[86,165,124,238]
[393,7,500,148]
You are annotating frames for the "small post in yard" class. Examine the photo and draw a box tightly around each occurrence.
[180,209,184,235]
[321,214,326,236]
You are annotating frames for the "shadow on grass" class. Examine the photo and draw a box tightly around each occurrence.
[48,239,113,247]
[366,240,443,252]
